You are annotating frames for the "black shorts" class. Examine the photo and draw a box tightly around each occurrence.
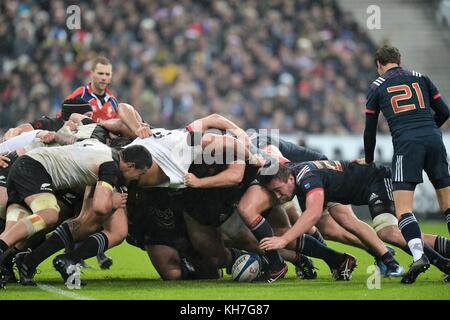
[392,134,450,185]
[368,167,396,220]
[0,152,19,187]
[183,187,244,227]
[55,189,84,219]
[6,156,54,205]
[126,188,189,250]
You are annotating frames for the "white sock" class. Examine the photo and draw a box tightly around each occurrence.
[408,238,424,261]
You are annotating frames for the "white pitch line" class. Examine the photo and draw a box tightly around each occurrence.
[37,283,96,300]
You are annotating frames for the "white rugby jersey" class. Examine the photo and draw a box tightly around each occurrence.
[127,128,202,188]
[26,139,116,190]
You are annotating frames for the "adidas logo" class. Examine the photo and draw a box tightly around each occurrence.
[40,183,53,191]
[369,193,378,201]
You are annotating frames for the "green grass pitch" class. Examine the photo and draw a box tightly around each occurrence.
[2,222,449,300]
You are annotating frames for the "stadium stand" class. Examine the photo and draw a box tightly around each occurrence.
[0,0,380,134]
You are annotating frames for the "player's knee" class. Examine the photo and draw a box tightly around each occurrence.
[237,203,256,226]
[29,194,60,215]
[372,213,398,233]
[21,214,48,237]
[160,268,183,281]
[330,212,354,229]
[6,206,32,222]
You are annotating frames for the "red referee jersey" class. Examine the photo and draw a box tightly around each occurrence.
[65,83,119,122]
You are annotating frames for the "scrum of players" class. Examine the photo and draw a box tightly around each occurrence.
[0,54,449,290]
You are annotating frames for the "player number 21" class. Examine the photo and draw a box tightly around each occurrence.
[387,82,425,113]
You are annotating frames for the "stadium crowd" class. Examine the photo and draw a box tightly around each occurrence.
[0,0,384,135]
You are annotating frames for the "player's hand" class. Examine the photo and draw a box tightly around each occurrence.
[134,126,152,139]
[69,113,89,124]
[3,128,21,140]
[38,131,56,143]
[259,236,288,251]
[351,158,368,165]
[184,173,202,188]
[64,120,78,131]
[249,153,266,167]
[112,191,128,210]
[0,154,10,168]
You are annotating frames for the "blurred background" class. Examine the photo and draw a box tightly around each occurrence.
[0,0,449,215]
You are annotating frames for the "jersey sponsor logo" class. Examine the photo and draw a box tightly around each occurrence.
[62,193,78,205]
[369,193,378,201]
[40,183,53,192]
[304,183,311,189]
[150,207,175,229]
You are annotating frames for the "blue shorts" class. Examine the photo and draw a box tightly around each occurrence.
[392,134,450,186]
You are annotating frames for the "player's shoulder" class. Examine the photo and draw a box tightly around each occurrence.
[387,67,426,81]
[105,88,118,101]
[67,85,88,99]
[370,76,386,89]
[291,161,315,183]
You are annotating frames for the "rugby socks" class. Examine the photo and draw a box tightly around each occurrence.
[249,216,284,271]
[381,250,395,265]
[297,234,343,269]
[0,239,8,256]
[445,208,450,234]
[23,222,73,270]
[398,212,424,261]
[434,235,450,258]
[65,232,109,263]
[423,242,448,271]
[1,247,19,269]
[310,229,327,246]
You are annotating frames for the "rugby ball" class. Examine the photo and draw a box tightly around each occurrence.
[232,253,261,282]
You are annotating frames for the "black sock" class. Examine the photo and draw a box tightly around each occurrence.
[423,242,448,271]
[1,247,20,268]
[445,208,450,234]
[311,230,327,246]
[401,245,412,255]
[0,239,8,255]
[381,250,399,268]
[65,232,109,263]
[24,222,74,270]
[249,216,284,271]
[297,234,344,269]
[434,235,450,259]
[398,212,422,242]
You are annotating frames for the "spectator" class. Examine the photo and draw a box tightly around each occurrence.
[0,0,399,136]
